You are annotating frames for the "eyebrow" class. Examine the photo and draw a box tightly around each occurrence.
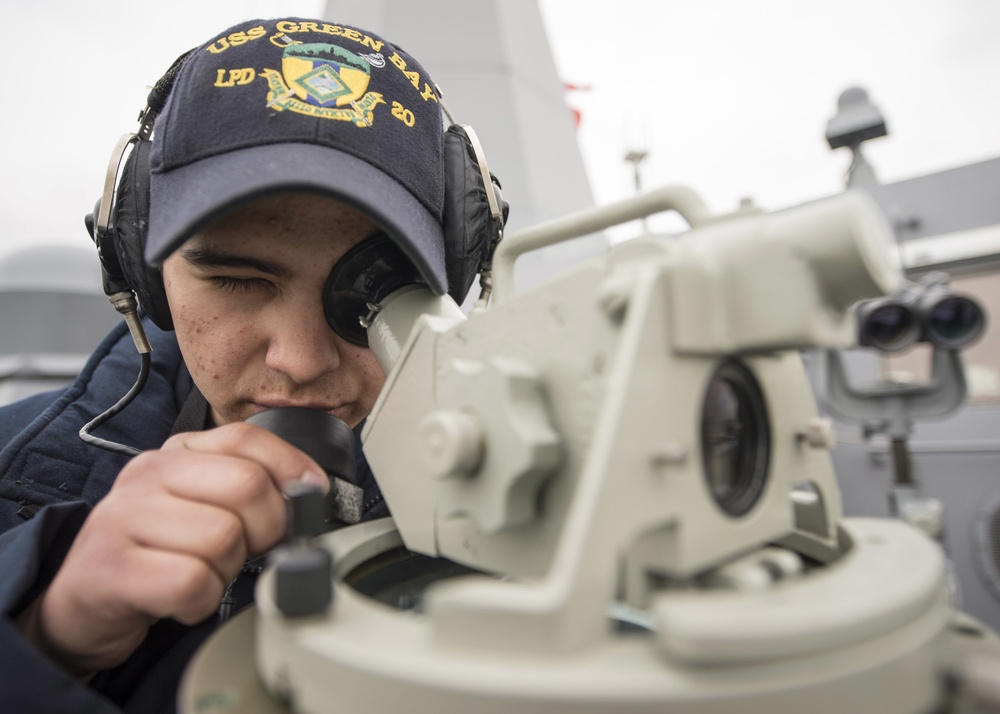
[179,245,290,278]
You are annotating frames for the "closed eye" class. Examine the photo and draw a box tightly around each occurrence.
[209,276,275,293]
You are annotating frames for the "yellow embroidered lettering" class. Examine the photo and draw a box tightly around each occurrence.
[272,21,383,50]
[214,68,256,87]
[206,38,230,54]
[420,83,438,102]
[404,69,420,90]
[360,35,384,52]
[207,25,266,54]
[391,101,415,127]
[389,53,407,71]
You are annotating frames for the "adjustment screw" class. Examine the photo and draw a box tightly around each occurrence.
[798,417,835,449]
[421,409,485,479]
[274,548,333,618]
[273,484,333,618]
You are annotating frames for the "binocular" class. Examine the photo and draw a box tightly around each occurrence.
[856,273,985,352]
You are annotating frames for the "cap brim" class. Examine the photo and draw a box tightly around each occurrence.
[146,142,447,295]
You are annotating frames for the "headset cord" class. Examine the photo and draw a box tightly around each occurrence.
[78,350,151,457]
[78,291,153,457]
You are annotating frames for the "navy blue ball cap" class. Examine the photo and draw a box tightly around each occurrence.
[146,18,448,295]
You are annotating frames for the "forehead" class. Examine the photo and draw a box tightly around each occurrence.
[168,193,377,272]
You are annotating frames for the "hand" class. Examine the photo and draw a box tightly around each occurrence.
[16,422,328,677]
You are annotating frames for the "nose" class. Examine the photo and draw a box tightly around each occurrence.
[263,297,342,385]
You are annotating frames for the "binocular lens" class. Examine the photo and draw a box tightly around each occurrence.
[864,304,918,352]
[701,361,769,517]
[927,296,984,347]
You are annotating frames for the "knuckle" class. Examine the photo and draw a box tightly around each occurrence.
[227,460,272,504]
[88,494,136,531]
[248,515,286,556]
[170,561,222,609]
[114,451,162,487]
[218,421,263,445]
[206,512,247,558]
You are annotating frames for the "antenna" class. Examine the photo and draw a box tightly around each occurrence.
[624,148,650,232]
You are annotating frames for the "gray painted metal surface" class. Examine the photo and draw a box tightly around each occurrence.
[874,157,1000,244]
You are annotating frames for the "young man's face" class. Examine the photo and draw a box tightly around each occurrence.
[161,193,387,428]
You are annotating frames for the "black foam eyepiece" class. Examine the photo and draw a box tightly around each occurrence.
[246,407,357,485]
[323,232,426,347]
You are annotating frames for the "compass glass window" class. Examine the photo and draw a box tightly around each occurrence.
[700,360,770,517]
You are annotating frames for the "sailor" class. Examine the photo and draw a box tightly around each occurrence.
[0,16,499,712]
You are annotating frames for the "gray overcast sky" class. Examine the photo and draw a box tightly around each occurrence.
[2,0,999,253]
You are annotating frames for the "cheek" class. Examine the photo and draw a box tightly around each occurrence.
[170,299,259,388]
[346,346,387,414]
[163,268,259,388]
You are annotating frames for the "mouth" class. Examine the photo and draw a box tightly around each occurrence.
[250,400,350,421]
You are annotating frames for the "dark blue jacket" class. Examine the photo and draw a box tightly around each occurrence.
[0,320,384,713]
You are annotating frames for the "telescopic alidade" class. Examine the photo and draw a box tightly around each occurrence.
[180,187,1000,714]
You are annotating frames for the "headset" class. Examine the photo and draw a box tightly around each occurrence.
[82,49,508,455]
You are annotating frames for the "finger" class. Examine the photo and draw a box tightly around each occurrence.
[63,523,228,624]
[117,449,289,555]
[38,536,230,670]
[99,492,248,584]
[115,547,229,625]
[162,422,330,494]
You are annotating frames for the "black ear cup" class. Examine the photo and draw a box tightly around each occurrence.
[442,125,507,303]
[111,140,173,330]
[86,141,172,331]
[87,50,192,332]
